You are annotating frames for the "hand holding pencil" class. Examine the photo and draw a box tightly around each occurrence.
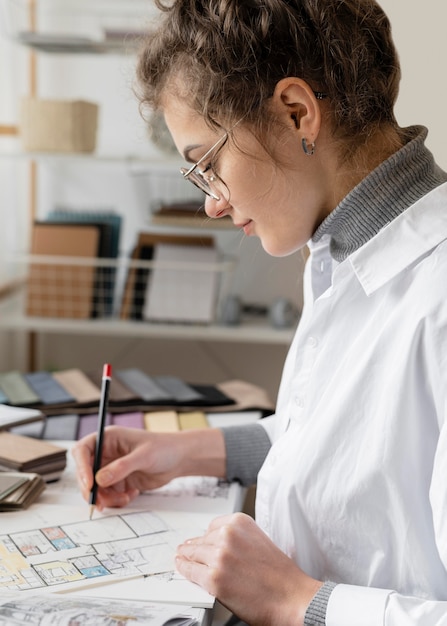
[72,393,227,513]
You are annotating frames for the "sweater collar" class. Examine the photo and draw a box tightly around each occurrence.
[312,126,447,262]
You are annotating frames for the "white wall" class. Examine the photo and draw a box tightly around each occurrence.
[0,1,446,402]
[380,0,447,168]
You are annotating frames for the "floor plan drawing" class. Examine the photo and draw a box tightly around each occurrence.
[0,594,201,625]
[0,511,182,593]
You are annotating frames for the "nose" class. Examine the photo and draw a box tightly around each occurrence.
[204,195,230,219]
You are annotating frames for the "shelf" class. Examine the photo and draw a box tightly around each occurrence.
[0,150,183,167]
[0,290,295,346]
[2,0,156,55]
[15,31,144,54]
[0,0,300,377]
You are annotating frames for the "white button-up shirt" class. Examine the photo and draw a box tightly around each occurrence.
[256,182,447,624]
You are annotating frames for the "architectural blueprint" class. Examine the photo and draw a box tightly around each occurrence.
[0,511,183,593]
[0,594,201,625]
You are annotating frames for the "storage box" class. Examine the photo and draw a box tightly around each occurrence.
[20,97,99,153]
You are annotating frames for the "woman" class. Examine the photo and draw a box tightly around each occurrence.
[73,1,447,624]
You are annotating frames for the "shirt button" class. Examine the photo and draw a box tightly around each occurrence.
[294,396,304,408]
[307,336,319,348]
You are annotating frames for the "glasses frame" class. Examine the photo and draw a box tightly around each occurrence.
[180,132,229,201]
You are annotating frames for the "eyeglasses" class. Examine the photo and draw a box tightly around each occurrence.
[180,131,229,201]
[179,91,328,201]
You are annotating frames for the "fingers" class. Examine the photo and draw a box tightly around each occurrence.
[175,537,225,598]
[176,513,319,625]
[175,514,246,596]
[72,427,184,508]
[91,484,140,510]
[175,554,216,595]
[95,441,152,488]
[72,435,96,497]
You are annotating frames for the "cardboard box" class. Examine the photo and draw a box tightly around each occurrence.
[20,97,99,153]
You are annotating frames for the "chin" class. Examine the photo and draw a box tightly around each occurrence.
[261,238,304,258]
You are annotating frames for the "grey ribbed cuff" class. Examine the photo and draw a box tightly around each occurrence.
[221,423,271,486]
[304,581,337,626]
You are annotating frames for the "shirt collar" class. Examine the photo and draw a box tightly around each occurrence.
[349,182,447,296]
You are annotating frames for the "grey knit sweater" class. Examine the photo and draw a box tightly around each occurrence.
[221,126,447,625]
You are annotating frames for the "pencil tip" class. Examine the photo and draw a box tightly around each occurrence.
[89,505,95,520]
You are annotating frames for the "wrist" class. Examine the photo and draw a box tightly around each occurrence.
[303,580,337,626]
[294,579,324,626]
[179,428,226,478]
[279,574,323,626]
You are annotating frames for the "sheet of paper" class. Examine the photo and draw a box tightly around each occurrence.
[0,403,44,429]
[143,244,219,324]
[16,441,245,608]
[0,508,207,598]
[76,571,215,608]
[0,593,203,625]
[140,476,245,516]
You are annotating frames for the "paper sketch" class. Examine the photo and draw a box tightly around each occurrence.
[0,511,183,593]
[0,593,201,625]
[147,476,230,499]
[140,476,245,517]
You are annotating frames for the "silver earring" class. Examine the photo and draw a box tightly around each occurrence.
[302,138,316,156]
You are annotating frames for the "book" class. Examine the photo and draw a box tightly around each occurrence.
[42,414,80,440]
[154,376,205,404]
[120,232,214,320]
[87,367,140,405]
[0,471,46,511]
[0,432,67,481]
[0,473,27,499]
[47,210,123,317]
[24,371,75,406]
[116,368,172,403]
[7,420,46,439]
[52,368,102,405]
[0,404,45,431]
[112,412,144,429]
[0,371,40,406]
[77,412,112,439]
[178,411,209,430]
[26,222,101,319]
[144,410,179,432]
[142,243,219,324]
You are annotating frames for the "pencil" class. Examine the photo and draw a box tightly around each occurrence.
[89,363,112,519]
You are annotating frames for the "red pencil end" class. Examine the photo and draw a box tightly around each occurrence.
[103,363,112,378]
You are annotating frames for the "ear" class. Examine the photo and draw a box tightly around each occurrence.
[271,77,322,144]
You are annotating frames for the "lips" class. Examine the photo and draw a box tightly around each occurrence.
[240,220,253,235]
[235,219,252,229]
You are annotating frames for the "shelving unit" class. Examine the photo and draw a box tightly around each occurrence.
[0,0,301,376]
[0,287,295,345]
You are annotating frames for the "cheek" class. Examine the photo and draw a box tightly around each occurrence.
[224,157,277,211]
[252,182,318,256]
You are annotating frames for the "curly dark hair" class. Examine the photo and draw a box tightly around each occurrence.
[136,0,401,148]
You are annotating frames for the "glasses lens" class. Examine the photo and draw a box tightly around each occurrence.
[180,167,220,200]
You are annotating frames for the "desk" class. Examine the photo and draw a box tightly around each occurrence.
[0,440,246,626]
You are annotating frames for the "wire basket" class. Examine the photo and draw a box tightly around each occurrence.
[20,252,235,325]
